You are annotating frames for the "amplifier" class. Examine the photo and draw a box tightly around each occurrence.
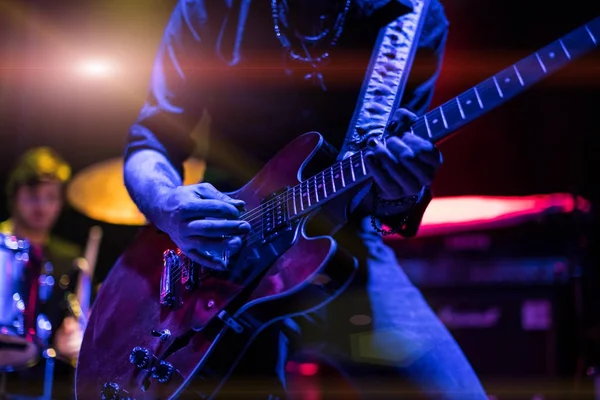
[418,284,580,400]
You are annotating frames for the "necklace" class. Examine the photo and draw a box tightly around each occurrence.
[271,0,352,88]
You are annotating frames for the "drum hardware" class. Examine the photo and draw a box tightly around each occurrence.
[0,234,39,372]
[0,349,56,400]
[0,233,56,400]
[55,225,103,367]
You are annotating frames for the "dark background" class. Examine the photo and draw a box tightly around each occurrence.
[0,0,599,396]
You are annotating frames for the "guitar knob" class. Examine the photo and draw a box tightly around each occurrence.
[151,360,175,383]
[129,347,152,369]
[100,382,121,400]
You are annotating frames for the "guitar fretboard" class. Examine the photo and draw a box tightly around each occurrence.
[256,16,600,232]
[411,16,600,144]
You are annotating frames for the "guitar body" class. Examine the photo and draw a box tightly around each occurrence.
[75,132,358,400]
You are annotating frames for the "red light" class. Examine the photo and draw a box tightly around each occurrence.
[298,363,319,376]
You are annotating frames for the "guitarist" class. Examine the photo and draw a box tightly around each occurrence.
[1,147,83,399]
[124,1,486,399]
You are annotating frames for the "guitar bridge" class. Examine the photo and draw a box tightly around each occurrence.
[160,250,203,309]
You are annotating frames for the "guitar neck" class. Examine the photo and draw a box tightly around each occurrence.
[411,17,599,144]
[247,17,599,225]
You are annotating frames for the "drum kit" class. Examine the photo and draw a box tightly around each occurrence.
[0,157,205,399]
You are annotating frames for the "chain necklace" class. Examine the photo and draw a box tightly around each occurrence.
[271,0,352,89]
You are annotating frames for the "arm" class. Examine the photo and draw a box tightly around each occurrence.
[124,1,249,268]
[352,0,450,237]
[124,0,208,222]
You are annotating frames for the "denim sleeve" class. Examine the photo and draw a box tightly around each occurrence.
[380,0,449,238]
[124,0,210,177]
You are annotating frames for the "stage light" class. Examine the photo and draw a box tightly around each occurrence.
[77,59,115,78]
[298,362,319,376]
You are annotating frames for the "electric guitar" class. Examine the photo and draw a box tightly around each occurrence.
[75,17,599,400]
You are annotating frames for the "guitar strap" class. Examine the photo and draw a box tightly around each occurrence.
[338,0,431,160]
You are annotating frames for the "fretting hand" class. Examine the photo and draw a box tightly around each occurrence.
[155,183,251,269]
[363,108,443,200]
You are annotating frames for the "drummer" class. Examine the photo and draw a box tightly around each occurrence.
[0,147,82,399]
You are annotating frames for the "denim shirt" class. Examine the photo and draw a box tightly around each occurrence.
[126,0,449,237]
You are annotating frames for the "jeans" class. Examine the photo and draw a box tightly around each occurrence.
[218,217,488,399]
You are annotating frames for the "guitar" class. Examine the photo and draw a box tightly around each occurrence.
[75,17,599,400]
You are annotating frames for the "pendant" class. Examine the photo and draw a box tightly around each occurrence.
[304,71,326,91]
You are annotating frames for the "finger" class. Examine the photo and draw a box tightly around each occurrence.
[180,199,241,220]
[386,138,437,184]
[364,150,405,199]
[387,108,418,136]
[368,139,422,195]
[194,183,245,207]
[186,219,251,237]
[402,134,443,166]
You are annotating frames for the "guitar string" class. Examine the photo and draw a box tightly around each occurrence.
[232,86,490,224]
[168,98,487,280]
[167,152,364,280]
[168,44,585,279]
[170,114,439,279]
[232,86,488,225]
[237,151,366,223]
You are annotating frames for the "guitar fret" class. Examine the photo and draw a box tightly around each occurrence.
[304,179,315,208]
[298,184,305,210]
[585,25,597,44]
[292,187,297,215]
[513,65,524,86]
[424,108,447,137]
[535,52,547,73]
[456,97,465,119]
[423,114,433,137]
[313,176,319,202]
[439,106,448,128]
[458,89,484,119]
[492,76,504,98]
[339,162,346,187]
[473,86,484,108]
[495,66,524,99]
[341,159,355,185]
[559,39,571,59]
[515,54,546,86]
[317,173,327,200]
[360,152,367,175]
[330,167,336,192]
[439,100,464,131]
[351,154,366,180]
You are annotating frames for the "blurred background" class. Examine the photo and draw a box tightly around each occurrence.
[0,0,599,399]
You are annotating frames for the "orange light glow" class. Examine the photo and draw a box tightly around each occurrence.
[77,59,116,78]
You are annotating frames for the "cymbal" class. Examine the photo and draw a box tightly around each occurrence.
[66,158,205,226]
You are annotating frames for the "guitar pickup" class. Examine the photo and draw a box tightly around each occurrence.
[160,250,182,309]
